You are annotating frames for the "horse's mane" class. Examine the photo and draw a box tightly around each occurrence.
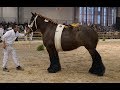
[37,13,58,25]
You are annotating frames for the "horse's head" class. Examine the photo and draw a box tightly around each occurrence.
[28,12,38,32]
[28,12,58,34]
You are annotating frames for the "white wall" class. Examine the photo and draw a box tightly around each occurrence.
[23,7,74,24]
[0,7,75,24]
[0,7,2,21]
[2,7,17,22]
[0,7,2,17]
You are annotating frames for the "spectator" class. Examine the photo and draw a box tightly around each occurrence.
[0,24,4,42]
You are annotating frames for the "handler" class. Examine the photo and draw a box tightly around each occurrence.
[1,24,29,72]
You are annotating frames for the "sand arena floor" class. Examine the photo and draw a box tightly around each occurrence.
[0,39,120,83]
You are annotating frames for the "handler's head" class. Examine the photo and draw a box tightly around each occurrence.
[12,24,19,32]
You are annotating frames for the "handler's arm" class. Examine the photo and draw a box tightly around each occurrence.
[3,41,6,49]
[1,32,10,49]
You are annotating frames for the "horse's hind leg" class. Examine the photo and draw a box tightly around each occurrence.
[46,47,61,73]
[85,47,105,76]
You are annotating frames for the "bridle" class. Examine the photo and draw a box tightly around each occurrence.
[28,15,38,31]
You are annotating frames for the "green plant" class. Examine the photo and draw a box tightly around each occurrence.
[37,44,44,51]
[102,36,106,41]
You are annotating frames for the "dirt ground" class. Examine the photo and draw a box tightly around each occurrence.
[0,39,120,83]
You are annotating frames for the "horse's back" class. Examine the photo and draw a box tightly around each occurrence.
[77,25,98,48]
[61,25,98,51]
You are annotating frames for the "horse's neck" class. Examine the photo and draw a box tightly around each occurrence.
[38,21,57,35]
[37,21,47,34]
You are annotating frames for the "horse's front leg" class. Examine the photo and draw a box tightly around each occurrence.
[46,47,61,73]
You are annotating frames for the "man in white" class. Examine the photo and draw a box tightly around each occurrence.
[1,24,29,72]
[0,24,4,42]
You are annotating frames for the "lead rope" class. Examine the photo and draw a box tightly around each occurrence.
[28,15,38,49]
[28,15,38,32]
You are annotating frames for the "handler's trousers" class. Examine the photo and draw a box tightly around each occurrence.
[2,45,20,68]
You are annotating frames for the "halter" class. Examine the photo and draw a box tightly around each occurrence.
[28,15,38,31]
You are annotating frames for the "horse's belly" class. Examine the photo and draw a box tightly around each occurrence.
[61,40,79,51]
[61,29,80,51]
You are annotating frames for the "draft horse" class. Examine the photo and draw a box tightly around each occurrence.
[28,12,105,76]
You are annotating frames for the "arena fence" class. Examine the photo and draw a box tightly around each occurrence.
[18,31,120,41]
[18,32,42,41]
[97,32,120,39]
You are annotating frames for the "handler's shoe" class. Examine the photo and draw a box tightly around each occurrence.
[3,67,9,72]
[16,66,24,71]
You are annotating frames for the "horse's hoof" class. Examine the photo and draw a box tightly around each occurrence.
[97,73,104,76]
[89,70,104,76]
[89,64,105,76]
[89,68,105,76]
[47,67,61,73]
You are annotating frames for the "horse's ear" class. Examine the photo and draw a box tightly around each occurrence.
[31,12,35,16]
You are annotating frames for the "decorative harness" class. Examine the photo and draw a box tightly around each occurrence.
[28,15,38,31]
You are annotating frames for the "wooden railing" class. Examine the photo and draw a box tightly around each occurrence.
[33,32,42,37]
[97,32,120,39]
[18,32,42,41]
[18,31,120,41]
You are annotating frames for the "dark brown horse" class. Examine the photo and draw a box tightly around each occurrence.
[28,12,105,76]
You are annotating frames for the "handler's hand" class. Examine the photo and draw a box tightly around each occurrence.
[24,32,30,36]
[3,44,6,49]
